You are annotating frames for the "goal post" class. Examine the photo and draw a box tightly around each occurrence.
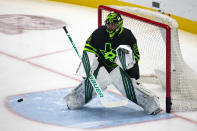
[98,5,197,113]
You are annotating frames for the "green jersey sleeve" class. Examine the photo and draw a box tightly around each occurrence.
[128,31,140,63]
[132,43,140,62]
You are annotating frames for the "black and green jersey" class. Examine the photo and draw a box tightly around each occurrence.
[84,26,140,71]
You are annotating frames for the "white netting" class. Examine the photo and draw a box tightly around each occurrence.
[99,5,197,112]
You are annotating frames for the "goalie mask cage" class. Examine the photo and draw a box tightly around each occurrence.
[98,5,197,113]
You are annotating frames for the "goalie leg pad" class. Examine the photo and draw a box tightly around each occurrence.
[132,80,161,115]
[110,67,161,114]
[64,66,112,110]
[76,51,98,77]
[64,81,86,110]
[110,67,137,103]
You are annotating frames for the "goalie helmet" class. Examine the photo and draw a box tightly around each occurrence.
[105,11,123,38]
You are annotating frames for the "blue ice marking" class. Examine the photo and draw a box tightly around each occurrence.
[7,88,175,129]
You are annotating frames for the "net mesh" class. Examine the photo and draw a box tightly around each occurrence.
[99,5,197,112]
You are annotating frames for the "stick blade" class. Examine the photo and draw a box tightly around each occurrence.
[103,99,128,108]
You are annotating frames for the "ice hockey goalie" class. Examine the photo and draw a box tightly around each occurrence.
[64,11,161,115]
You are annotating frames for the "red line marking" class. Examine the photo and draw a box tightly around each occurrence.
[23,49,68,60]
[0,50,23,61]
[23,46,84,60]
[0,50,81,82]
[26,61,81,82]
[174,113,197,124]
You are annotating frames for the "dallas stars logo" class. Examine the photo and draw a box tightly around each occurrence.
[100,43,116,62]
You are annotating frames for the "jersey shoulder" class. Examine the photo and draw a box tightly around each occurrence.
[122,28,133,36]
[122,27,136,42]
[93,26,107,35]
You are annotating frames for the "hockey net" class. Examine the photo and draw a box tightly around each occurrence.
[98,5,197,113]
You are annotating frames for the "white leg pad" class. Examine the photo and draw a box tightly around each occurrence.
[64,82,86,110]
[109,67,128,97]
[64,66,112,110]
[110,67,161,114]
[132,79,161,114]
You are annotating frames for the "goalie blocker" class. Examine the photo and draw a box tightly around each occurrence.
[64,48,161,115]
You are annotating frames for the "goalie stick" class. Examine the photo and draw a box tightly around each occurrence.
[63,26,128,107]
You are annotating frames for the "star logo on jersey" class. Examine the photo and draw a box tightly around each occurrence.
[100,43,116,62]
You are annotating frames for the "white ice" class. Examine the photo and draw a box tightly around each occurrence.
[0,0,197,131]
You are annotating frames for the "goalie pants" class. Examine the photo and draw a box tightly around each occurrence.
[125,62,139,80]
[64,66,160,115]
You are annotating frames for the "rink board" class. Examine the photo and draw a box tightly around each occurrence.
[6,88,175,129]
